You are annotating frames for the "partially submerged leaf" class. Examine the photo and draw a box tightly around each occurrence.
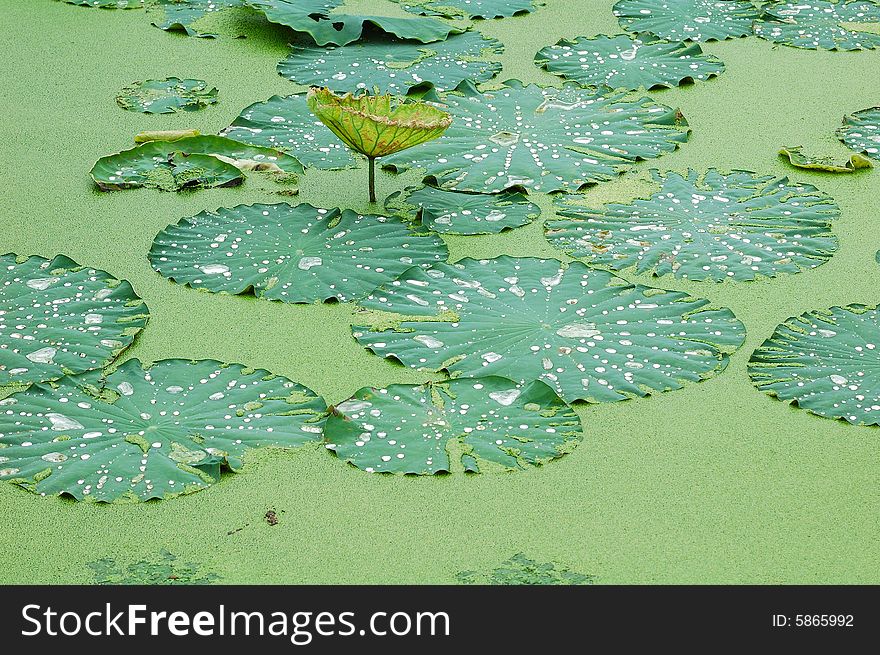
[395,0,543,19]
[153,0,245,37]
[0,358,327,501]
[535,33,725,91]
[58,0,142,7]
[324,378,582,474]
[749,304,880,424]
[279,32,503,96]
[116,78,218,114]
[779,145,873,172]
[385,185,540,234]
[837,107,880,160]
[306,87,451,158]
[546,169,840,282]
[135,129,202,143]
[149,202,448,303]
[382,80,689,193]
[613,0,759,42]
[248,0,462,45]
[221,94,358,169]
[753,1,880,50]
[0,254,148,386]
[455,553,596,585]
[91,135,302,191]
[352,256,745,403]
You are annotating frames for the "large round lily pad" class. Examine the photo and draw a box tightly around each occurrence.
[382,80,689,193]
[753,1,880,51]
[221,94,358,169]
[0,254,149,386]
[0,358,327,501]
[395,0,542,19]
[91,135,302,191]
[352,256,745,403]
[116,78,218,114]
[278,32,503,96]
[324,377,582,474]
[385,186,541,234]
[749,304,880,424]
[535,33,725,91]
[838,107,880,160]
[613,0,760,42]
[149,202,448,303]
[545,169,840,282]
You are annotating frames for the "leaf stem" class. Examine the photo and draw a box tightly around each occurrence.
[368,156,376,203]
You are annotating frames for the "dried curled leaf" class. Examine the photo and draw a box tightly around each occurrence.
[306,87,452,158]
[779,145,873,172]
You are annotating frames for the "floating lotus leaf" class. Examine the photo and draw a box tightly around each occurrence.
[535,33,725,91]
[546,169,840,282]
[613,0,760,42]
[385,186,540,234]
[279,32,503,96]
[352,256,745,403]
[248,0,461,45]
[382,80,689,194]
[150,202,448,303]
[779,145,873,172]
[0,254,148,386]
[749,305,880,424]
[753,1,880,50]
[455,553,596,585]
[116,78,218,114]
[0,358,327,501]
[396,0,542,19]
[221,94,358,169]
[91,135,302,191]
[59,0,142,7]
[838,107,880,160]
[324,377,581,474]
[153,0,250,36]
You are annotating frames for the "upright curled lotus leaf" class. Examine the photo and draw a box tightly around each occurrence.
[0,254,149,386]
[149,202,448,303]
[279,32,503,97]
[613,0,760,42]
[545,169,840,282]
[838,107,880,160]
[381,80,690,194]
[749,305,880,425]
[352,256,745,403]
[153,0,246,37]
[753,1,880,51]
[221,95,358,169]
[307,88,452,202]
[324,378,582,474]
[90,135,303,191]
[247,0,462,46]
[0,358,327,501]
[116,78,218,114]
[385,186,541,235]
[395,0,544,19]
[535,34,725,91]
[779,145,873,173]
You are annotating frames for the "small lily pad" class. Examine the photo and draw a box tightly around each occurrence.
[0,358,327,501]
[385,186,541,234]
[535,33,725,91]
[749,304,880,424]
[779,145,873,172]
[352,256,745,403]
[382,80,689,193]
[545,169,840,282]
[279,32,503,96]
[221,94,358,169]
[838,107,880,160]
[0,254,149,386]
[324,377,582,474]
[613,0,760,42]
[396,0,542,19]
[116,78,218,114]
[149,202,448,303]
[91,135,302,191]
[753,1,880,51]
